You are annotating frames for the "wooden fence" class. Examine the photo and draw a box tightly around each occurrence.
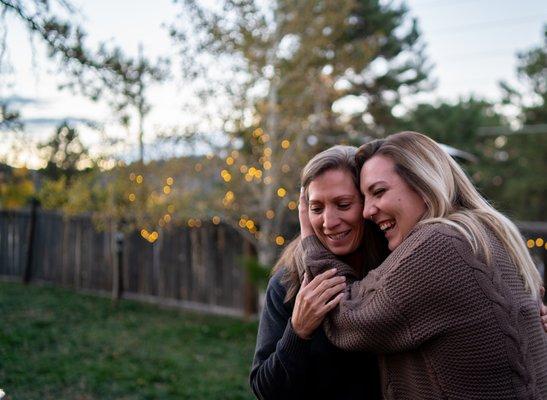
[0,208,257,317]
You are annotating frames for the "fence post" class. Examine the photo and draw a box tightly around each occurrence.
[112,231,124,301]
[243,239,258,318]
[23,198,39,284]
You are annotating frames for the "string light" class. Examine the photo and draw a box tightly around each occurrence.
[535,238,544,247]
[136,175,143,184]
[166,177,174,185]
[266,210,275,219]
[128,193,136,202]
[527,239,534,249]
[163,186,171,194]
[253,128,263,137]
[129,173,136,181]
[212,216,221,225]
[263,147,272,157]
[221,170,232,182]
[288,201,297,210]
[281,139,290,149]
[194,163,203,172]
[281,164,290,173]
[263,161,272,170]
[225,191,235,201]
[226,156,234,165]
[277,187,287,198]
[167,204,175,213]
[275,235,285,246]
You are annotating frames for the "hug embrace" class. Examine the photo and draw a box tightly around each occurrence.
[250,131,547,399]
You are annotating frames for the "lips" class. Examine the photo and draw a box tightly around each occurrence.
[378,220,395,232]
[326,230,351,241]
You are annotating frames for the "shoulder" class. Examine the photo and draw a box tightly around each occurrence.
[266,268,290,302]
[404,222,469,255]
[387,222,475,276]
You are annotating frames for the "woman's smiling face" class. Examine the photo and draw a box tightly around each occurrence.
[307,169,364,256]
[360,155,427,251]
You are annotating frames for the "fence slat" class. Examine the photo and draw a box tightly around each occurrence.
[0,209,251,315]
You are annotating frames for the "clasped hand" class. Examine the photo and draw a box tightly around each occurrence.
[291,269,346,339]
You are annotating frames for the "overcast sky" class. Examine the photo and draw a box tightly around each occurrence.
[1,0,545,168]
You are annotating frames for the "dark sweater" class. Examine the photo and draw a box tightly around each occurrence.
[249,269,381,400]
[303,222,547,399]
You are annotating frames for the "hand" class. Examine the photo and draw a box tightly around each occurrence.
[540,287,547,333]
[291,269,346,339]
[299,187,314,238]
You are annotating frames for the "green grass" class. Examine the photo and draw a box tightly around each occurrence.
[0,281,259,399]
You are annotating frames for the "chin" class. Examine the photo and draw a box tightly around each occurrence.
[388,238,401,251]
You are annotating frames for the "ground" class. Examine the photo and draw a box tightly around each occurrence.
[0,281,259,399]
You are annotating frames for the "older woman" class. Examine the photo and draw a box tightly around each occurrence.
[250,145,389,399]
[300,132,547,399]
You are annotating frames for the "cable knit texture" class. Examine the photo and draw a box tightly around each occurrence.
[303,222,547,400]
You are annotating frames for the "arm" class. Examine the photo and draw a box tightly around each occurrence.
[302,225,475,354]
[302,235,413,353]
[249,274,310,400]
[249,271,345,399]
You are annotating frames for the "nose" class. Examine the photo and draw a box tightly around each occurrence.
[322,206,340,231]
[363,199,377,220]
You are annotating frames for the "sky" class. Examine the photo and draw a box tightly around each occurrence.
[1,0,545,168]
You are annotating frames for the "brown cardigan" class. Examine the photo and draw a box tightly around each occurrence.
[303,222,547,399]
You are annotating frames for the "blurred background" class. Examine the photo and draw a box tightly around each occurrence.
[0,0,545,398]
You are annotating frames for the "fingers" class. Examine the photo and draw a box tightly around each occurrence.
[301,273,309,288]
[305,268,338,291]
[317,281,346,304]
[299,187,308,206]
[322,292,344,313]
[540,286,545,299]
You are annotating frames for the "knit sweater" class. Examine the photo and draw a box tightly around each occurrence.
[249,269,382,400]
[303,222,547,400]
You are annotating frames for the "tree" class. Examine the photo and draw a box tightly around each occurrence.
[170,0,431,266]
[1,0,169,164]
[0,164,35,209]
[394,97,505,153]
[38,121,90,182]
[488,27,547,220]
[397,28,546,221]
[58,43,169,164]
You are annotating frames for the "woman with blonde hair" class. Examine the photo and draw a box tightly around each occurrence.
[250,145,389,399]
[300,131,547,399]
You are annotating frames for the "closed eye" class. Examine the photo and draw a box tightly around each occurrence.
[373,188,385,197]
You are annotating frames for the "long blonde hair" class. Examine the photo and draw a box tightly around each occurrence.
[356,131,542,297]
[272,145,388,302]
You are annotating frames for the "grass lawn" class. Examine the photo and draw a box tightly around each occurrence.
[0,281,259,399]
